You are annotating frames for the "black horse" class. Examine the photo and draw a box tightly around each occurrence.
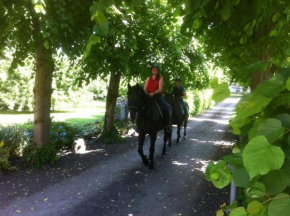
[127,84,172,170]
[164,93,189,144]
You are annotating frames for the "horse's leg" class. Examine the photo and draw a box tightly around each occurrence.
[167,130,172,149]
[167,126,172,147]
[138,133,148,167]
[149,132,157,170]
[162,129,167,155]
[183,117,188,140]
[176,124,181,144]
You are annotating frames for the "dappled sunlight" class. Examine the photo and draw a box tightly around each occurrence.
[76,148,106,155]
[59,148,106,156]
[172,161,188,166]
[199,113,232,119]
[190,138,234,147]
[214,129,226,133]
[191,117,229,125]
[204,110,234,115]
[190,159,211,173]
[211,107,234,110]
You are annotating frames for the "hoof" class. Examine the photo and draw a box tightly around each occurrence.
[183,136,186,140]
[162,152,166,156]
[168,144,171,147]
[148,169,155,173]
[143,158,149,167]
[149,160,154,170]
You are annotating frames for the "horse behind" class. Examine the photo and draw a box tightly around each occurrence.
[127,84,172,170]
[164,93,189,144]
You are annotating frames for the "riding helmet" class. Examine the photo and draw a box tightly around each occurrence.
[175,77,181,82]
[151,63,160,71]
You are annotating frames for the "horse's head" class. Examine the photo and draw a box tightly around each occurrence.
[127,83,145,121]
[164,92,175,106]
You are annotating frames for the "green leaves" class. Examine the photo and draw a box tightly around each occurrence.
[228,207,247,216]
[260,170,290,195]
[100,0,114,8]
[132,0,142,7]
[205,160,232,189]
[254,80,285,98]
[232,166,250,188]
[212,82,230,103]
[209,77,219,88]
[286,77,290,90]
[96,11,108,24]
[89,35,101,45]
[242,61,269,74]
[246,181,266,198]
[256,118,284,143]
[220,4,232,21]
[243,136,285,179]
[235,93,271,118]
[268,193,290,216]
[224,153,243,167]
[270,93,290,109]
[247,201,263,214]
[192,18,202,29]
[43,40,49,49]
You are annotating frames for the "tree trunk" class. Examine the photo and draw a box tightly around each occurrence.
[29,3,54,147]
[104,70,121,132]
[250,66,273,91]
[33,46,54,147]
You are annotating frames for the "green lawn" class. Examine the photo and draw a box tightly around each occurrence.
[0,101,106,126]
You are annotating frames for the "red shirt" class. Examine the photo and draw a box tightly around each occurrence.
[146,76,162,94]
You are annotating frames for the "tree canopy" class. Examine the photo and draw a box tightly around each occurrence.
[181,0,290,89]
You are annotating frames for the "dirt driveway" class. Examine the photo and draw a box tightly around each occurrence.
[0,97,240,216]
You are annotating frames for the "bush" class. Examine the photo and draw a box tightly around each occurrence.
[22,144,60,169]
[0,141,16,171]
[205,73,290,215]
[99,128,125,144]
[0,124,28,157]
[115,119,135,135]
[190,89,213,116]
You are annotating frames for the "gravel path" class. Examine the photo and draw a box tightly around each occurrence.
[0,97,240,216]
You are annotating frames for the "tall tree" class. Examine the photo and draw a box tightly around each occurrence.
[1,0,94,146]
[82,0,208,132]
[180,0,290,90]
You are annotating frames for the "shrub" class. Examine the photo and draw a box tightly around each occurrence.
[0,124,28,157]
[115,119,135,135]
[191,89,213,116]
[99,128,125,144]
[205,72,290,215]
[0,141,16,171]
[22,144,59,169]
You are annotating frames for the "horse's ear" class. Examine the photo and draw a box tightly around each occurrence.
[128,83,131,89]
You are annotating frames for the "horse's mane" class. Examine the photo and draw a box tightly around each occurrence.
[129,83,148,98]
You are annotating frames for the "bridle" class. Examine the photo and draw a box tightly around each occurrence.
[128,106,138,110]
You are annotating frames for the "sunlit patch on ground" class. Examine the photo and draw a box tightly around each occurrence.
[59,148,105,156]
[191,116,230,125]
[200,113,232,119]
[190,138,234,147]
[172,161,188,166]
[190,159,211,173]
[76,149,106,155]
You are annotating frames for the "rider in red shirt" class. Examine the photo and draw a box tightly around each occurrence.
[144,63,172,132]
